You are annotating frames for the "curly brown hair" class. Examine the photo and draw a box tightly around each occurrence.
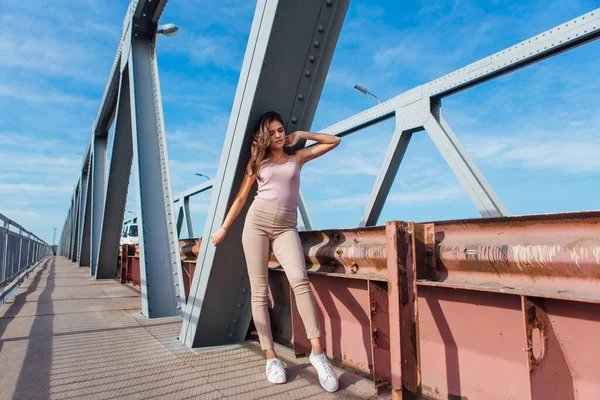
[248,111,285,180]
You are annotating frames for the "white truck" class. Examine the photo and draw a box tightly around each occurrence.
[120,217,140,245]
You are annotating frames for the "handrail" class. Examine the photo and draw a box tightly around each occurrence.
[0,213,53,294]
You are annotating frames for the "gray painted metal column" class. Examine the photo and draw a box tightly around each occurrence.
[181,0,350,348]
[76,171,87,264]
[96,68,134,279]
[69,195,77,259]
[90,136,107,276]
[176,198,185,237]
[78,165,92,267]
[70,184,80,262]
[183,197,193,238]
[129,34,184,318]
[66,202,73,259]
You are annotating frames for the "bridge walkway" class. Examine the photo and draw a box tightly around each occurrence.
[0,256,383,400]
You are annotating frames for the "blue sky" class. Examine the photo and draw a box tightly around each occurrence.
[1,0,599,244]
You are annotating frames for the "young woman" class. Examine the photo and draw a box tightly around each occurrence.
[210,111,341,392]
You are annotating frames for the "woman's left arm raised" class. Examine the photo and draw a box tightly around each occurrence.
[285,130,341,166]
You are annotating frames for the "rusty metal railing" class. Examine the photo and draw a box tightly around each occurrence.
[266,211,600,398]
[118,210,600,398]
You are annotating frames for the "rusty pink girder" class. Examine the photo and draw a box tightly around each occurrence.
[169,210,600,398]
[430,211,600,303]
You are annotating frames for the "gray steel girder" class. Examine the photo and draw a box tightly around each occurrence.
[129,34,184,318]
[90,136,107,276]
[96,67,134,279]
[181,0,350,349]
[78,164,92,267]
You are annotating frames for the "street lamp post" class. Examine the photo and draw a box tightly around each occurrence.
[353,84,381,104]
[157,23,179,37]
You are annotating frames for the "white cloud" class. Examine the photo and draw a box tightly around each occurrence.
[387,185,464,206]
[0,83,95,106]
[168,129,212,151]
[186,35,244,70]
[0,183,73,197]
[1,209,40,218]
[308,184,465,212]
[465,134,600,173]
[189,201,210,214]
[0,4,121,83]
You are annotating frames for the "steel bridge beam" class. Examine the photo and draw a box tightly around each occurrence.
[96,67,133,279]
[322,8,600,137]
[70,182,80,262]
[173,180,214,238]
[425,102,507,217]
[76,170,88,264]
[90,136,107,276]
[318,8,600,224]
[128,32,184,317]
[59,0,182,318]
[78,162,92,267]
[359,87,506,226]
[181,0,350,349]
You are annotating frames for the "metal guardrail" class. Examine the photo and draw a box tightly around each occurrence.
[167,210,600,398]
[0,213,53,301]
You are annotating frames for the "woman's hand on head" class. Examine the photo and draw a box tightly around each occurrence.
[284,131,305,148]
[210,227,227,246]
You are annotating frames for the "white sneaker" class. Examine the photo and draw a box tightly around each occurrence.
[309,351,339,392]
[266,358,287,384]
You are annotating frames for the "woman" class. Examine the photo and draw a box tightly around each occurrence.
[210,111,341,392]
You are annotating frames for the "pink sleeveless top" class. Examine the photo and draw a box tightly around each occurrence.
[255,155,300,209]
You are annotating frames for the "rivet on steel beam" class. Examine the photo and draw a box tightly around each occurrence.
[291,117,298,123]
[326,0,333,6]
[313,40,320,48]
[309,55,316,63]
[241,288,247,293]
[228,334,233,338]
[305,70,312,77]
[350,263,359,274]
[233,319,238,323]
[318,25,324,33]
[237,304,243,308]
[297,94,304,101]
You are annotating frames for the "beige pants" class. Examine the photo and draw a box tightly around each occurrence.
[242,198,321,350]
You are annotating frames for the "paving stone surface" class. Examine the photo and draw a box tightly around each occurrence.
[0,257,389,400]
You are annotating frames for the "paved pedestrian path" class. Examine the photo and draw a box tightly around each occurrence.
[0,256,387,399]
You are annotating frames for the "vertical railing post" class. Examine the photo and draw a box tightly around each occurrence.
[386,221,422,399]
[183,196,194,238]
[1,220,8,284]
[17,229,23,278]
